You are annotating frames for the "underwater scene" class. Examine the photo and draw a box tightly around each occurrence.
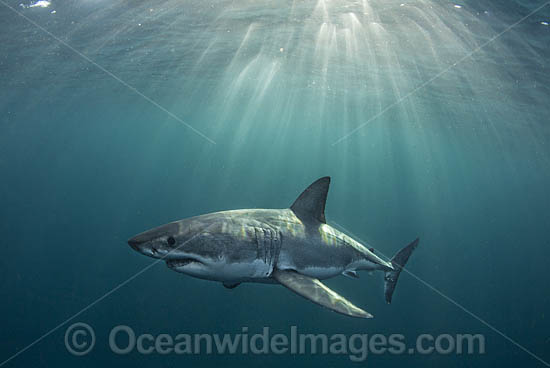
[1,0,549,367]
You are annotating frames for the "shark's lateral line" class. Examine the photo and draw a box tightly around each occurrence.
[128,177,419,319]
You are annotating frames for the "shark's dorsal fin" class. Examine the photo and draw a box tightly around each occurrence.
[290,177,330,224]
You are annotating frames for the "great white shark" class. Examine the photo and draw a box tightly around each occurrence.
[128,177,419,319]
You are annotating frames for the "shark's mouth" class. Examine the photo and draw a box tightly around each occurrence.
[166,258,203,269]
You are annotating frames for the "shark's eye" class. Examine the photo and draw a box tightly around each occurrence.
[167,236,176,246]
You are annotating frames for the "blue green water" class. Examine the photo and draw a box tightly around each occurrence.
[1,0,550,366]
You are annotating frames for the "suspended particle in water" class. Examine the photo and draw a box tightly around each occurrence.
[28,0,50,7]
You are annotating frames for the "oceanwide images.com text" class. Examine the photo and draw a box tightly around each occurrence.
[65,323,486,362]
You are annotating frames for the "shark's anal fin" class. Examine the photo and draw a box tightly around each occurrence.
[290,177,330,224]
[272,269,372,319]
[223,282,241,289]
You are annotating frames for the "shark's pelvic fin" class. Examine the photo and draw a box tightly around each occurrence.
[290,176,330,224]
[343,270,359,279]
[272,269,372,319]
[223,282,241,289]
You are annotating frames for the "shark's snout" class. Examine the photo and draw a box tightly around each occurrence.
[128,232,152,252]
[128,222,183,259]
[129,223,178,249]
[128,236,141,251]
[128,234,162,258]
[127,231,160,257]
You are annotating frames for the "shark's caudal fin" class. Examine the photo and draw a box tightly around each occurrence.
[384,238,419,304]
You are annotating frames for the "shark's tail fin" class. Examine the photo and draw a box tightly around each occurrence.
[384,238,419,304]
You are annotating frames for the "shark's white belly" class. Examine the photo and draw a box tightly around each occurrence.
[213,258,272,281]
[276,252,345,280]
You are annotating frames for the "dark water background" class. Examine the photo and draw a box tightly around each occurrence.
[1,0,550,366]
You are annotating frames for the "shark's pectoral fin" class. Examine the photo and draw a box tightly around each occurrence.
[272,269,373,319]
[223,282,241,289]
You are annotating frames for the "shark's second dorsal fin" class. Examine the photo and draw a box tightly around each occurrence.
[290,177,330,224]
